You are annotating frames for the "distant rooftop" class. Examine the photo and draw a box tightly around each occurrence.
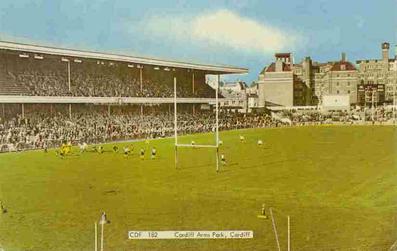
[330,61,357,71]
[356,58,396,63]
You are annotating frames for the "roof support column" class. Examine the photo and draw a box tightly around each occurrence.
[192,72,195,95]
[21,104,25,119]
[61,58,71,92]
[67,60,71,92]
[139,66,143,93]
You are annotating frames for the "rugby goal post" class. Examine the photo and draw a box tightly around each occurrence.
[173,75,220,172]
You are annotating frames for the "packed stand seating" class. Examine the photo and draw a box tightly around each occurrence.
[0,50,219,98]
[2,103,394,152]
[0,53,30,95]
[0,104,278,152]
[272,105,396,125]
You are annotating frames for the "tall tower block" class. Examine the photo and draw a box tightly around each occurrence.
[382,42,390,61]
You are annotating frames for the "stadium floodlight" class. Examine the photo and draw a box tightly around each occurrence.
[74,59,82,63]
[18,54,29,58]
[61,58,70,62]
[164,67,170,71]
[154,66,160,70]
[127,64,134,68]
[34,55,43,60]
[174,75,220,172]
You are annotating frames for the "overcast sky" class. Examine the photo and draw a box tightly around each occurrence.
[0,0,396,83]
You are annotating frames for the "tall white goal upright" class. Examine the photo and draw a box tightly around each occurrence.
[173,75,220,172]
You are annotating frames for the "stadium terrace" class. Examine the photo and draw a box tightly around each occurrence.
[0,41,251,152]
[0,40,247,103]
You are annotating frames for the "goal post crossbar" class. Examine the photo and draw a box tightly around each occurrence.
[176,144,218,148]
[173,75,220,172]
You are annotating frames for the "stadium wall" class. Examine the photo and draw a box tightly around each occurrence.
[0,96,226,104]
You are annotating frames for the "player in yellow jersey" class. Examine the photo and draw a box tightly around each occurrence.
[65,142,72,154]
[57,143,67,158]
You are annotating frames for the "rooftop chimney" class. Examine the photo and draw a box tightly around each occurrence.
[275,59,283,72]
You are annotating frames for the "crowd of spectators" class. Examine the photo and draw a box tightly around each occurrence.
[1,53,218,98]
[275,106,396,125]
[0,107,278,152]
[1,103,396,152]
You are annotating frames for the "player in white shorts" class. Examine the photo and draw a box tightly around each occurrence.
[151,147,157,159]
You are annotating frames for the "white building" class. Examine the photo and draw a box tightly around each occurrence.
[219,81,248,112]
[321,94,350,111]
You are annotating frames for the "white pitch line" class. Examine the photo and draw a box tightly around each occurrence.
[389,239,397,251]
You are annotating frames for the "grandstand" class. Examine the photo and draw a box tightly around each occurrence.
[0,41,246,98]
[0,41,248,152]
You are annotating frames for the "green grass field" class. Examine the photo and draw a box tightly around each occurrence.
[0,126,396,251]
